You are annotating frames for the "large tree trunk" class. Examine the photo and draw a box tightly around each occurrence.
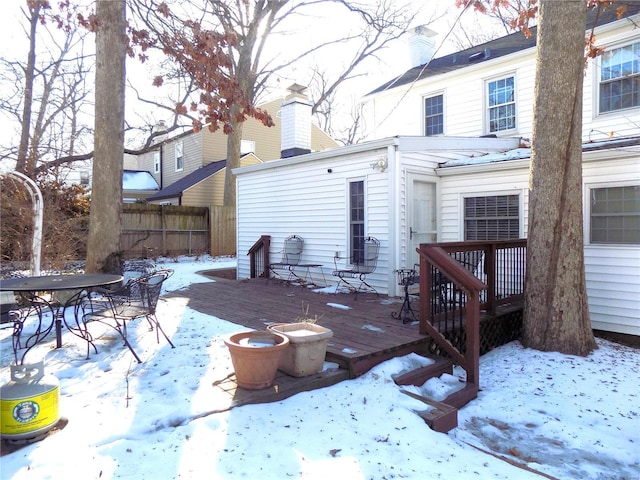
[85,0,126,273]
[223,114,243,207]
[523,0,596,356]
[16,0,41,176]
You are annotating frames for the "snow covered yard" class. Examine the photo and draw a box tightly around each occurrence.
[0,255,638,479]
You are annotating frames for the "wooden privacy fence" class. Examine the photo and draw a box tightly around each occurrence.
[210,205,236,256]
[121,204,209,258]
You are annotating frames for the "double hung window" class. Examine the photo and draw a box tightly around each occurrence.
[175,142,183,172]
[424,94,444,136]
[599,42,640,113]
[487,76,516,133]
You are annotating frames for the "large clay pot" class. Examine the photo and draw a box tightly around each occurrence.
[224,331,290,390]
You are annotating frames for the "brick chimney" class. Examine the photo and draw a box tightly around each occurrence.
[280,83,312,158]
[408,25,437,68]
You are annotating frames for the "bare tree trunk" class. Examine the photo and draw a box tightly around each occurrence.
[523,0,596,356]
[223,118,243,207]
[85,0,126,273]
[16,0,41,176]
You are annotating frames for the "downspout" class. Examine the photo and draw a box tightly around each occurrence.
[1,171,43,275]
[387,143,399,297]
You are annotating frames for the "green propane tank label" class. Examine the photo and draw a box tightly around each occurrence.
[1,387,59,436]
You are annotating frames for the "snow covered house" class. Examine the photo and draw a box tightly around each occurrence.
[234,5,640,338]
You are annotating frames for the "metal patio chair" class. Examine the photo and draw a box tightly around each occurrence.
[81,269,175,363]
[269,235,304,282]
[332,236,380,298]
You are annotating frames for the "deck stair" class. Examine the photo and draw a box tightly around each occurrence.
[393,355,478,433]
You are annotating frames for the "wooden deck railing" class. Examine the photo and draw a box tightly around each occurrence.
[417,239,527,386]
[248,235,271,279]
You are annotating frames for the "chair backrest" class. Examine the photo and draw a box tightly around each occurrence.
[138,269,173,315]
[354,237,379,274]
[123,259,156,284]
[281,235,303,266]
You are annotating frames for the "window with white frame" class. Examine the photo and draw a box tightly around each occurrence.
[349,180,365,263]
[590,185,640,244]
[240,140,256,155]
[487,76,516,133]
[599,41,640,113]
[175,142,183,172]
[424,94,444,136]
[153,152,160,174]
[464,194,520,240]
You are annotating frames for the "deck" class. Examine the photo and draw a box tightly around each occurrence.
[167,270,522,410]
[173,271,430,378]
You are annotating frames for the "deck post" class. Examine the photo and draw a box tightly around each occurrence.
[465,291,481,386]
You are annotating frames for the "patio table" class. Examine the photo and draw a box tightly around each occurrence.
[0,274,123,363]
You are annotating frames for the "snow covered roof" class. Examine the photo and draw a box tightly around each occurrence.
[439,136,640,169]
[123,170,159,191]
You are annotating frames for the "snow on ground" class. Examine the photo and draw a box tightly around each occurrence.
[1,255,638,480]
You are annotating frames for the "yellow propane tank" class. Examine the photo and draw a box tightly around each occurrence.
[1,360,60,441]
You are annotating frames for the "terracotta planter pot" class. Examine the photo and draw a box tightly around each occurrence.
[224,331,289,390]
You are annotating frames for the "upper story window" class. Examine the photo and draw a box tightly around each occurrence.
[487,76,516,133]
[424,94,444,136]
[590,185,640,244]
[464,194,520,240]
[599,41,640,113]
[175,142,183,172]
[241,140,256,155]
[153,152,160,174]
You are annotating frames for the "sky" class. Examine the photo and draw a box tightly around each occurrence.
[0,0,505,160]
[1,255,639,480]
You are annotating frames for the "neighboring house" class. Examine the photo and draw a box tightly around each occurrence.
[146,154,260,206]
[132,85,338,206]
[234,6,640,338]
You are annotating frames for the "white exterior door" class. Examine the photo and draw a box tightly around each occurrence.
[408,176,437,267]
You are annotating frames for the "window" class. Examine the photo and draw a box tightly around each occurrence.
[464,195,520,240]
[241,140,256,155]
[590,185,640,244]
[349,180,365,263]
[487,76,516,133]
[153,152,160,174]
[175,142,183,172]
[599,42,640,113]
[424,94,443,136]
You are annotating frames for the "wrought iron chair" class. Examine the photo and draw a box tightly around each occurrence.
[269,235,304,282]
[332,236,380,298]
[81,269,175,363]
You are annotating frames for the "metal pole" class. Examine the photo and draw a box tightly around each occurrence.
[1,172,43,276]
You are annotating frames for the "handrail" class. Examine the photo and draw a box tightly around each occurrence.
[248,235,270,278]
[416,239,527,388]
[418,247,485,385]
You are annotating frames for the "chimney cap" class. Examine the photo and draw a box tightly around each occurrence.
[287,83,308,95]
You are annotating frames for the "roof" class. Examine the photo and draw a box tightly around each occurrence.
[368,4,640,96]
[147,160,225,201]
[439,135,640,168]
[123,170,159,191]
